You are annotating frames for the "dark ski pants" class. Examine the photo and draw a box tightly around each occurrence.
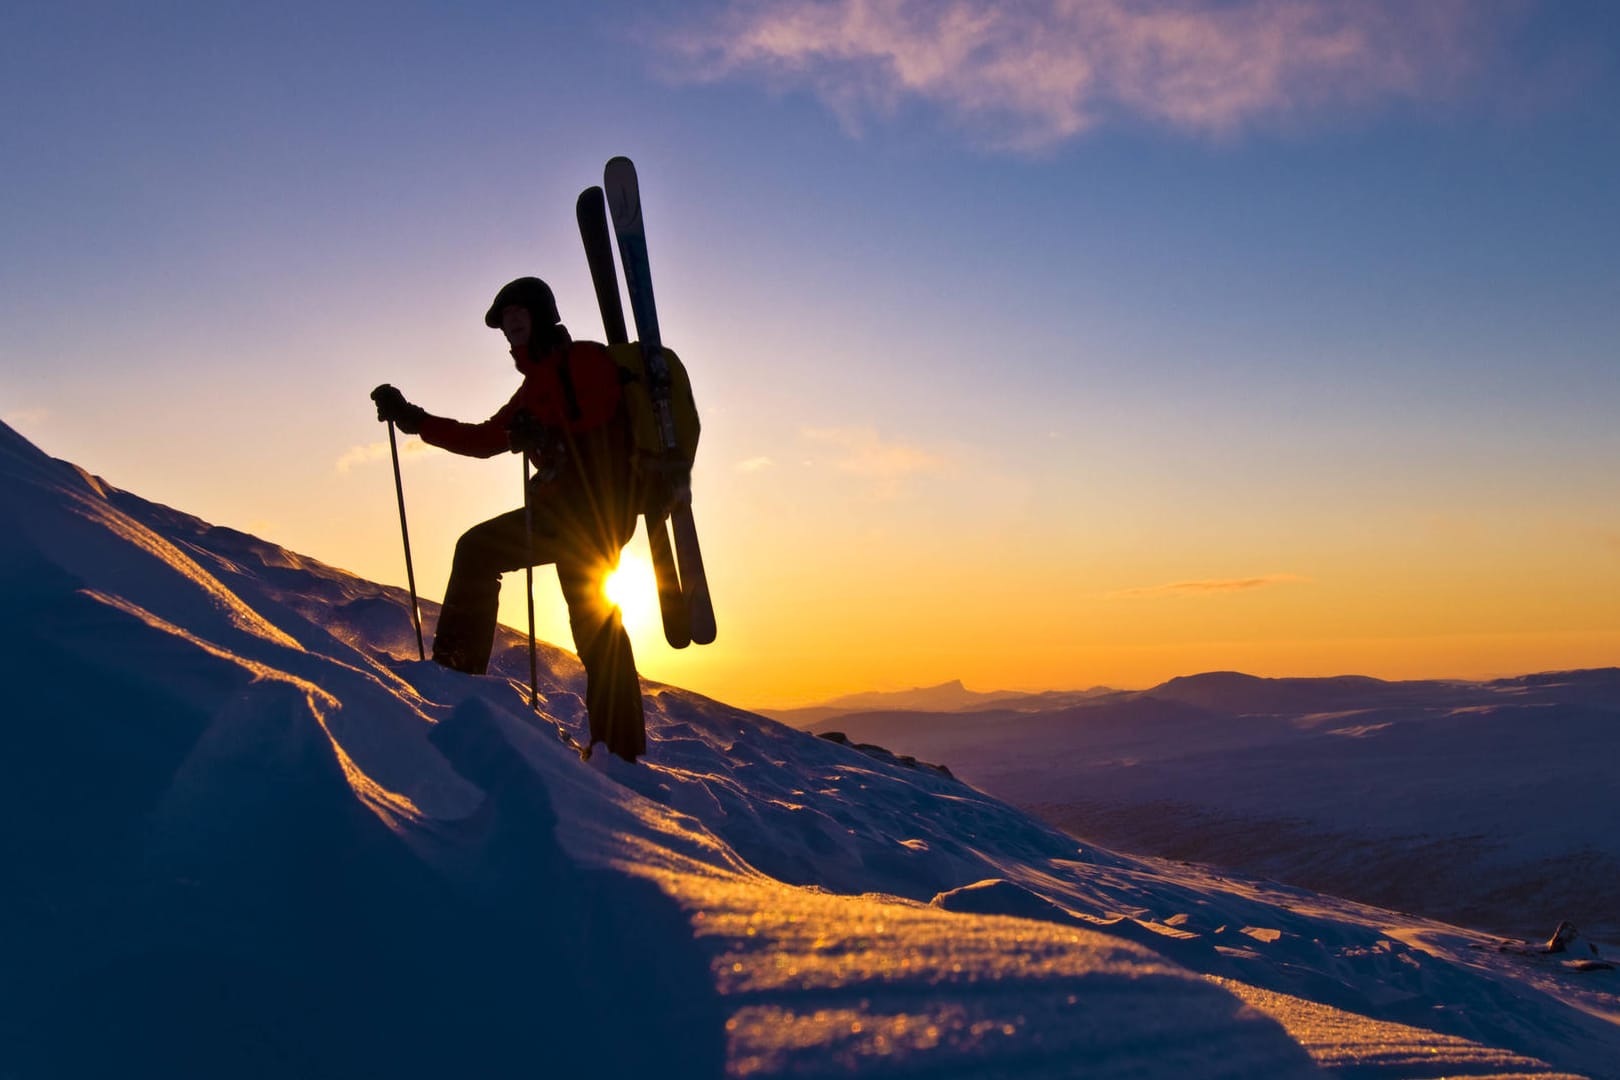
[431,504,646,761]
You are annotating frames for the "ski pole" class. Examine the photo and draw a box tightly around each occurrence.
[386,420,426,660]
[522,454,539,710]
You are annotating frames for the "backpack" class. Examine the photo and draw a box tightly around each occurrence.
[608,342,700,469]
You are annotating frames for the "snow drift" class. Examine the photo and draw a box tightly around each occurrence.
[2,419,1615,1078]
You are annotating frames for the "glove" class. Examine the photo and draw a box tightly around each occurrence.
[506,408,556,455]
[371,384,427,434]
[508,409,570,482]
[640,452,691,518]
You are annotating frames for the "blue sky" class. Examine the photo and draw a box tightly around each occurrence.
[3,1,1617,703]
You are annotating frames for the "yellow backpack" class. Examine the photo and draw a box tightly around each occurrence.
[608,342,700,468]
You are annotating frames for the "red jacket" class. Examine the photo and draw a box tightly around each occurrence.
[419,341,623,458]
[419,340,637,551]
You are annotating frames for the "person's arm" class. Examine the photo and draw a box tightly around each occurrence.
[419,402,516,458]
[371,383,518,458]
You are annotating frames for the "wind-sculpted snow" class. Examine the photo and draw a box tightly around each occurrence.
[2,419,1616,1078]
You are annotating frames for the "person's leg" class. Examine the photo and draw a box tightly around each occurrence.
[558,555,646,761]
[432,508,538,675]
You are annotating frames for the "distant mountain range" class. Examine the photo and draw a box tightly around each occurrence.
[757,679,1118,728]
[771,667,1620,939]
[766,669,1620,730]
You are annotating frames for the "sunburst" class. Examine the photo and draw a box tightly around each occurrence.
[602,553,658,636]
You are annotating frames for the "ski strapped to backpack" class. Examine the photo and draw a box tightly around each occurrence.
[577,162,716,646]
[576,185,688,646]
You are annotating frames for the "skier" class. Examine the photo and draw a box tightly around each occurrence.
[371,276,664,762]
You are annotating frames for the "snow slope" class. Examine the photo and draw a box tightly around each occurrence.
[2,418,1616,1078]
[796,671,1620,941]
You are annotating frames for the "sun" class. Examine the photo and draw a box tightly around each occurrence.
[603,553,659,635]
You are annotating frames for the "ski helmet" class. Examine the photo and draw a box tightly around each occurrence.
[485,277,560,329]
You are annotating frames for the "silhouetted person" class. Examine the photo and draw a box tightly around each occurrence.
[372,277,646,761]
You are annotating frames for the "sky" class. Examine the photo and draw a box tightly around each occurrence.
[3,0,1617,707]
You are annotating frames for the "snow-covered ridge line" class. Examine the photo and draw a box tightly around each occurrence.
[2,419,1614,1078]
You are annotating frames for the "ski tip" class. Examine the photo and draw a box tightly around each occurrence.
[577,185,603,206]
[605,156,639,189]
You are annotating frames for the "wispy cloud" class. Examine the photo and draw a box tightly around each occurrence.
[671,0,1513,148]
[3,407,51,431]
[335,437,428,475]
[1109,572,1310,599]
[802,426,944,479]
[736,455,776,473]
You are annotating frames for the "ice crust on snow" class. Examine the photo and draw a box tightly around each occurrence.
[2,419,1616,1079]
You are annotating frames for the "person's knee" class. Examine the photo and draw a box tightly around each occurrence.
[451,524,503,575]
